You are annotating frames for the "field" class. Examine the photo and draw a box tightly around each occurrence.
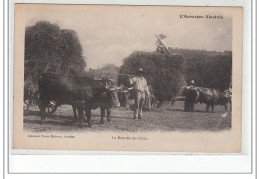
[23,100,232,133]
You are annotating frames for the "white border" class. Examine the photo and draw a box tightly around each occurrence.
[13,0,244,6]
[5,0,255,175]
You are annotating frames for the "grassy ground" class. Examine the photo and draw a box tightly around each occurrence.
[23,100,231,133]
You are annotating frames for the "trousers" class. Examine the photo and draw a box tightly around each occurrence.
[134,90,145,119]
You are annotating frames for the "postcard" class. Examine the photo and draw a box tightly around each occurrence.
[13,4,242,152]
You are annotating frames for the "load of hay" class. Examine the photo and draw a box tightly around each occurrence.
[119,51,185,106]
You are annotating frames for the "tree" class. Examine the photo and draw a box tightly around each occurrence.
[83,64,120,82]
[184,55,232,91]
[168,47,232,91]
[24,21,86,95]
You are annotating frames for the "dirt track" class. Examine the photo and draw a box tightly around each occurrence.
[23,101,231,133]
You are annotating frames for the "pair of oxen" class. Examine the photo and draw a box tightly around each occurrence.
[38,73,130,127]
[179,86,232,112]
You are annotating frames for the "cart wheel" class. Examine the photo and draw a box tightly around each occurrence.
[151,96,160,108]
[47,101,58,114]
[24,101,30,114]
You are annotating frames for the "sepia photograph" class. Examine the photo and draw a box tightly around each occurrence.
[13,4,242,152]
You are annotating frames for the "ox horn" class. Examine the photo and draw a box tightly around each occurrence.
[99,83,110,90]
[108,86,117,91]
[116,86,121,90]
[102,82,110,89]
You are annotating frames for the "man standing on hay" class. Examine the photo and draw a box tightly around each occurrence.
[129,68,150,120]
[155,34,172,55]
[188,80,196,87]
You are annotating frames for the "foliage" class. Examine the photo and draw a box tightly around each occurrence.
[83,64,120,82]
[169,47,232,91]
[169,47,232,59]
[184,55,232,91]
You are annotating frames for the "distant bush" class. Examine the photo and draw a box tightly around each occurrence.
[169,47,232,91]
[83,64,120,82]
[119,52,185,103]
[184,55,232,91]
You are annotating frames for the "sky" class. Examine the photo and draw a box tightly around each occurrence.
[24,5,232,69]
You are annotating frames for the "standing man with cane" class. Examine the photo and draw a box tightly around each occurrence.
[129,68,149,120]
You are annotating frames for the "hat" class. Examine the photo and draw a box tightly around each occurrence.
[159,34,167,39]
[137,68,144,72]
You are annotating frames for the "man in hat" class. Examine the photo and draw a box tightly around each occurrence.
[189,80,196,87]
[129,68,149,119]
[183,80,196,112]
[155,34,168,55]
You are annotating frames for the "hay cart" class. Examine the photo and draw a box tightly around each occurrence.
[24,91,60,114]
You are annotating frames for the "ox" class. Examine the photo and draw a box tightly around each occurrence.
[184,86,229,112]
[83,79,120,125]
[38,73,120,127]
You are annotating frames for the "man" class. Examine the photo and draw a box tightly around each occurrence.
[129,68,149,119]
[224,88,232,111]
[183,80,196,112]
[189,80,196,87]
[155,34,168,55]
